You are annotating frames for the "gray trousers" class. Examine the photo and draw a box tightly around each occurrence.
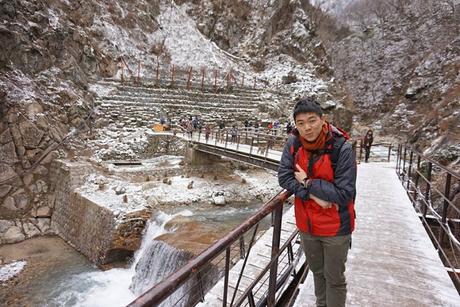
[300,232,351,307]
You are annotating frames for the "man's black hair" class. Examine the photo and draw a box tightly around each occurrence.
[292,97,323,120]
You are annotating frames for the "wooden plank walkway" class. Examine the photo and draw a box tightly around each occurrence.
[169,134,459,306]
[197,206,301,306]
[294,162,459,307]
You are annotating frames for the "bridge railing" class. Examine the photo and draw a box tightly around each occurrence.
[396,144,460,290]
[182,126,395,163]
[127,190,307,307]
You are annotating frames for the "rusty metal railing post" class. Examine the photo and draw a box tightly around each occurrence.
[359,139,363,161]
[121,64,124,83]
[388,144,392,162]
[423,162,432,217]
[223,247,231,307]
[414,155,421,201]
[438,173,452,248]
[268,203,283,306]
[407,150,413,190]
[239,236,245,259]
[402,147,407,181]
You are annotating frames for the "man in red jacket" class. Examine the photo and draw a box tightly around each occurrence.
[278,97,356,307]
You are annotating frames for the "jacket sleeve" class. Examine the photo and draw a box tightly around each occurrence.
[308,143,357,208]
[277,137,310,200]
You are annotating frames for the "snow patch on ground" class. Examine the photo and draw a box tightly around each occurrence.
[0,261,27,283]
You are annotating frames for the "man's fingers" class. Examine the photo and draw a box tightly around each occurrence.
[295,164,303,172]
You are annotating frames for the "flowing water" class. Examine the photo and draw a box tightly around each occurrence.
[29,203,269,307]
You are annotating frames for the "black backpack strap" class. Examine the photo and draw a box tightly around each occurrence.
[330,136,346,173]
[291,135,346,175]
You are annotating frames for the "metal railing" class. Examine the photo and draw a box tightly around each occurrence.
[396,144,460,291]
[127,190,308,307]
[114,56,287,94]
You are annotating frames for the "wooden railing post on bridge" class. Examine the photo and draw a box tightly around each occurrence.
[214,69,218,93]
[388,144,392,162]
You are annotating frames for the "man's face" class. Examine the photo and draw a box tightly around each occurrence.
[295,112,325,142]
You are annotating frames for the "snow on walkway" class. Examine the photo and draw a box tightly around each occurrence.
[294,162,459,307]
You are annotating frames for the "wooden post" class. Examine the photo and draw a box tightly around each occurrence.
[187,66,193,90]
[201,67,205,92]
[214,69,218,93]
[241,74,244,87]
[121,64,124,83]
[253,76,256,89]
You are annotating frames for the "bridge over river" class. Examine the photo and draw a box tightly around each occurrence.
[127,131,459,307]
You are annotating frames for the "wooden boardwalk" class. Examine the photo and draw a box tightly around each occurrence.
[293,162,459,307]
[197,206,302,306]
[170,134,459,306]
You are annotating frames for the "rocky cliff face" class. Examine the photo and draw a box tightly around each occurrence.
[0,0,162,243]
[328,0,460,166]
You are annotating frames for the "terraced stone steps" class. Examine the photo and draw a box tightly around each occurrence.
[96,79,288,128]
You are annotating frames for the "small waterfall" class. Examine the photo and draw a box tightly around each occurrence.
[130,240,193,307]
[53,210,194,307]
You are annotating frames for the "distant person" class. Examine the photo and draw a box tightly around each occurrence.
[363,129,373,163]
[285,122,293,135]
[205,125,211,142]
[230,125,238,142]
[278,97,356,307]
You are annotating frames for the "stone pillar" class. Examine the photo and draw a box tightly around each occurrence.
[185,146,221,166]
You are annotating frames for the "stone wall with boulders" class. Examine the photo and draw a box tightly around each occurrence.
[142,133,187,158]
[0,112,65,244]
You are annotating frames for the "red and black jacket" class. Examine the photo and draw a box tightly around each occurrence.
[278,125,357,236]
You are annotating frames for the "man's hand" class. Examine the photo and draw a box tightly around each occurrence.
[310,194,339,211]
[295,164,307,183]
